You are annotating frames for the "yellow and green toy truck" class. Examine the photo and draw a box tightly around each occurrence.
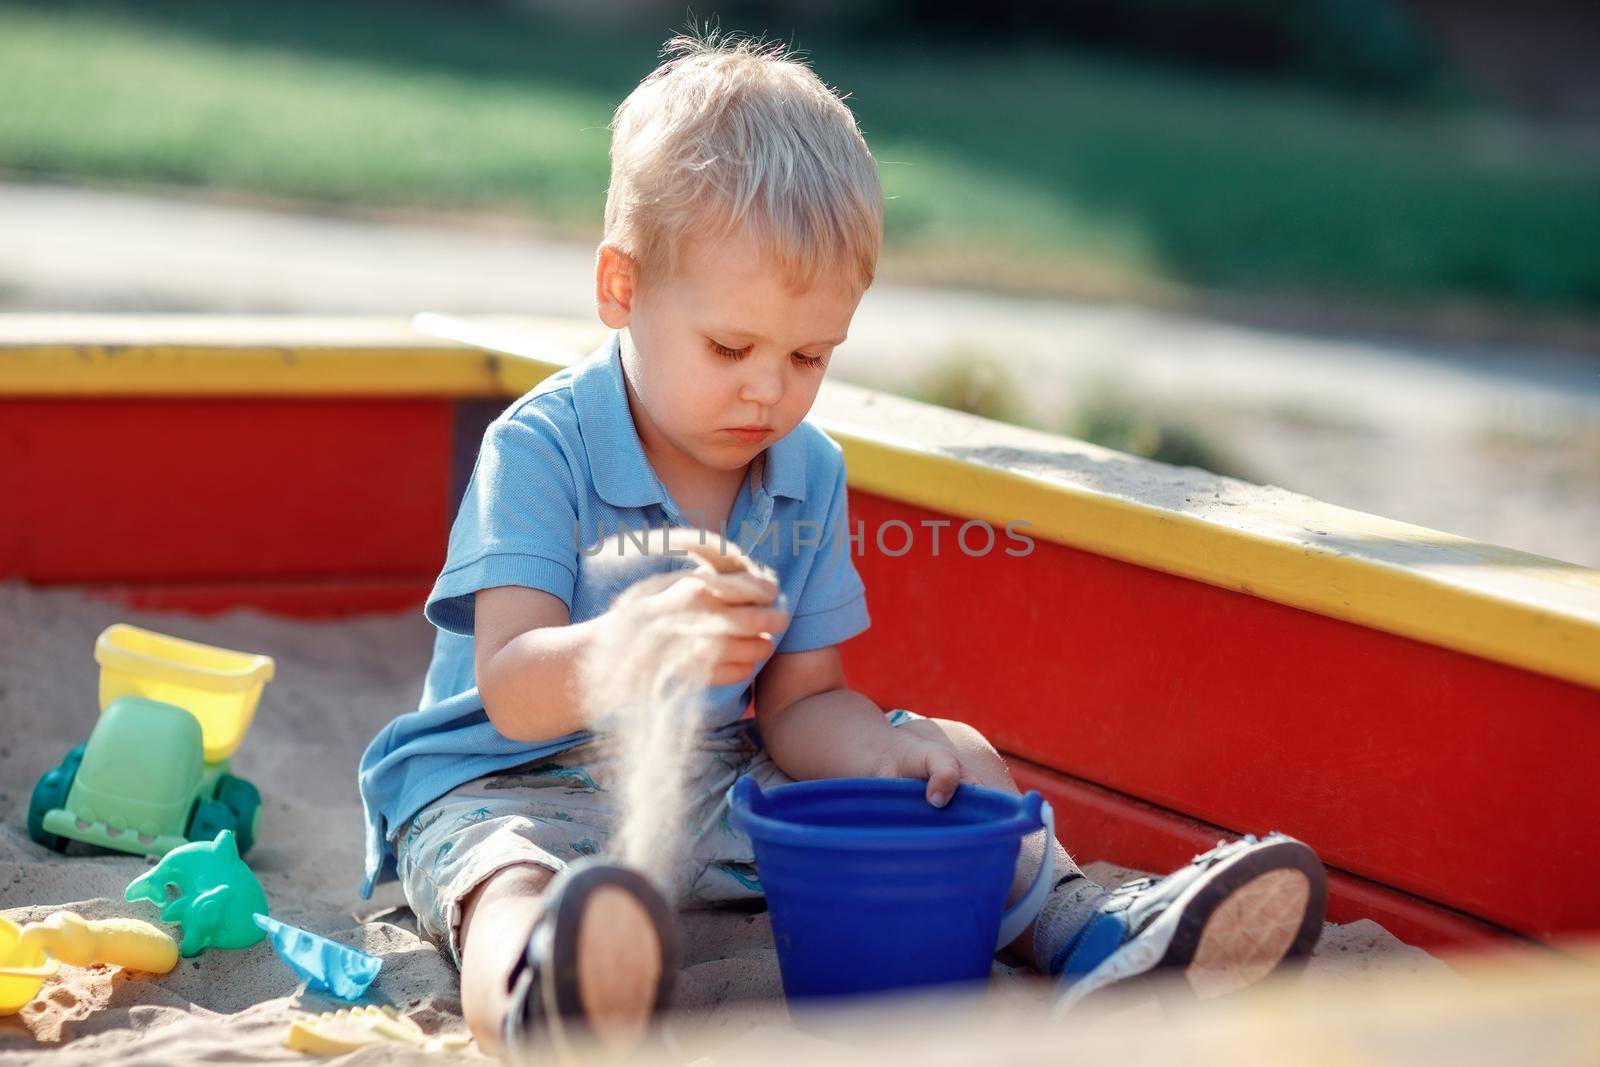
[27,625,274,857]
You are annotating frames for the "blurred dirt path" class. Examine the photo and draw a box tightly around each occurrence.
[4,179,1597,566]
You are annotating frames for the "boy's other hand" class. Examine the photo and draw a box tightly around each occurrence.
[877,728,979,809]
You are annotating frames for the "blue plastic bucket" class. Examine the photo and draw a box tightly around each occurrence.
[729,776,1054,1000]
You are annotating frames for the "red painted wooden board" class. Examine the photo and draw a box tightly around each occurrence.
[0,399,454,583]
[83,577,436,618]
[1008,760,1514,952]
[838,491,1600,943]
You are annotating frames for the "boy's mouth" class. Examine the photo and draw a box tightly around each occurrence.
[725,426,772,444]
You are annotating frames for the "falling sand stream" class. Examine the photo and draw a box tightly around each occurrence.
[577,527,781,895]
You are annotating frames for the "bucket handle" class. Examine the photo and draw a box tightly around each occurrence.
[995,793,1055,951]
[731,775,764,813]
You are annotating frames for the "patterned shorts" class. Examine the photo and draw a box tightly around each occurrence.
[395,709,923,967]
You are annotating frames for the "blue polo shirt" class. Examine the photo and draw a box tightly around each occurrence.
[356,329,870,897]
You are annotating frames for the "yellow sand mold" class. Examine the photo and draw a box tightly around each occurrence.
[285,1004,470,1056]
[0,912,178,1015]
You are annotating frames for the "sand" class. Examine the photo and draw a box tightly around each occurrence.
[0,582,1451,1064]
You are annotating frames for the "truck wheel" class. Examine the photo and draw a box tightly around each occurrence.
[214,775,262,855]
[27,744,86,852]
[187,798,238,844]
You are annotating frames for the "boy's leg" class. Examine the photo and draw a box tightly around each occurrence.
[677,721,796,906]
[892,714,1325,1003]
[459,863,555,1058]
[458,862,668,1057]
[891,715,1099,971]
[397,749,673,1058]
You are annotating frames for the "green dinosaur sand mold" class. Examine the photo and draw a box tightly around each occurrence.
[125,829,269,956]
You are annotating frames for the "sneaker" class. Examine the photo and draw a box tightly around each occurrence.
[1052,833,1327,1014]
[502,858,678,1059]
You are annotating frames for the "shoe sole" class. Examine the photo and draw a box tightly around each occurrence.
[572,884,667,1048]
[509,860,679,1058]
[1055,837,1326,1015]
[1186,867,1311,998]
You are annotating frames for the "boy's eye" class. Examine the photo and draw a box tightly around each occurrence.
[708,339,827,370]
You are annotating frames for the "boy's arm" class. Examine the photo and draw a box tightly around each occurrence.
[474,585,604,743]
[753,646,897,780]
[476,558,788,744]
[755,646,967,806]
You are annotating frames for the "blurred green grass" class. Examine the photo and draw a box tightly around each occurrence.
[910,351,1250,479]
[2,0,1597,314]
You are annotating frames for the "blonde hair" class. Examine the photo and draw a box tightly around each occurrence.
[603,31,883,293]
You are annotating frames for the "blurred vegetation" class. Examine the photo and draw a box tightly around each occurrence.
[748,0,1452,99]
[910,353,1244,478]
[908,352,1026,426]
[0,0,1597,316]
[1065,389,1248,478]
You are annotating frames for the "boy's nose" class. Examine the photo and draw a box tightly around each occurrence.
[740,365,784,407]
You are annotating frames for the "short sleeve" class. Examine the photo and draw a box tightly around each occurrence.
[424,409,582,636]
[776,457,870,654]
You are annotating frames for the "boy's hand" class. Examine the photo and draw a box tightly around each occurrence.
[876,727,978,809]
[600,542,789,689]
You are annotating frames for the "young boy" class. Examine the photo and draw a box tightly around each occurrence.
[357,33,1327,1057]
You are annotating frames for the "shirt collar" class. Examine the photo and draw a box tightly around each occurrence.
[573,330,808,512]
[572,330,667,510]
[762,419,808,503]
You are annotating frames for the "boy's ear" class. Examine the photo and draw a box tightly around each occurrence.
[595,244,637,329]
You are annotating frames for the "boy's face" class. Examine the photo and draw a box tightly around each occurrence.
[597,228,863,480]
